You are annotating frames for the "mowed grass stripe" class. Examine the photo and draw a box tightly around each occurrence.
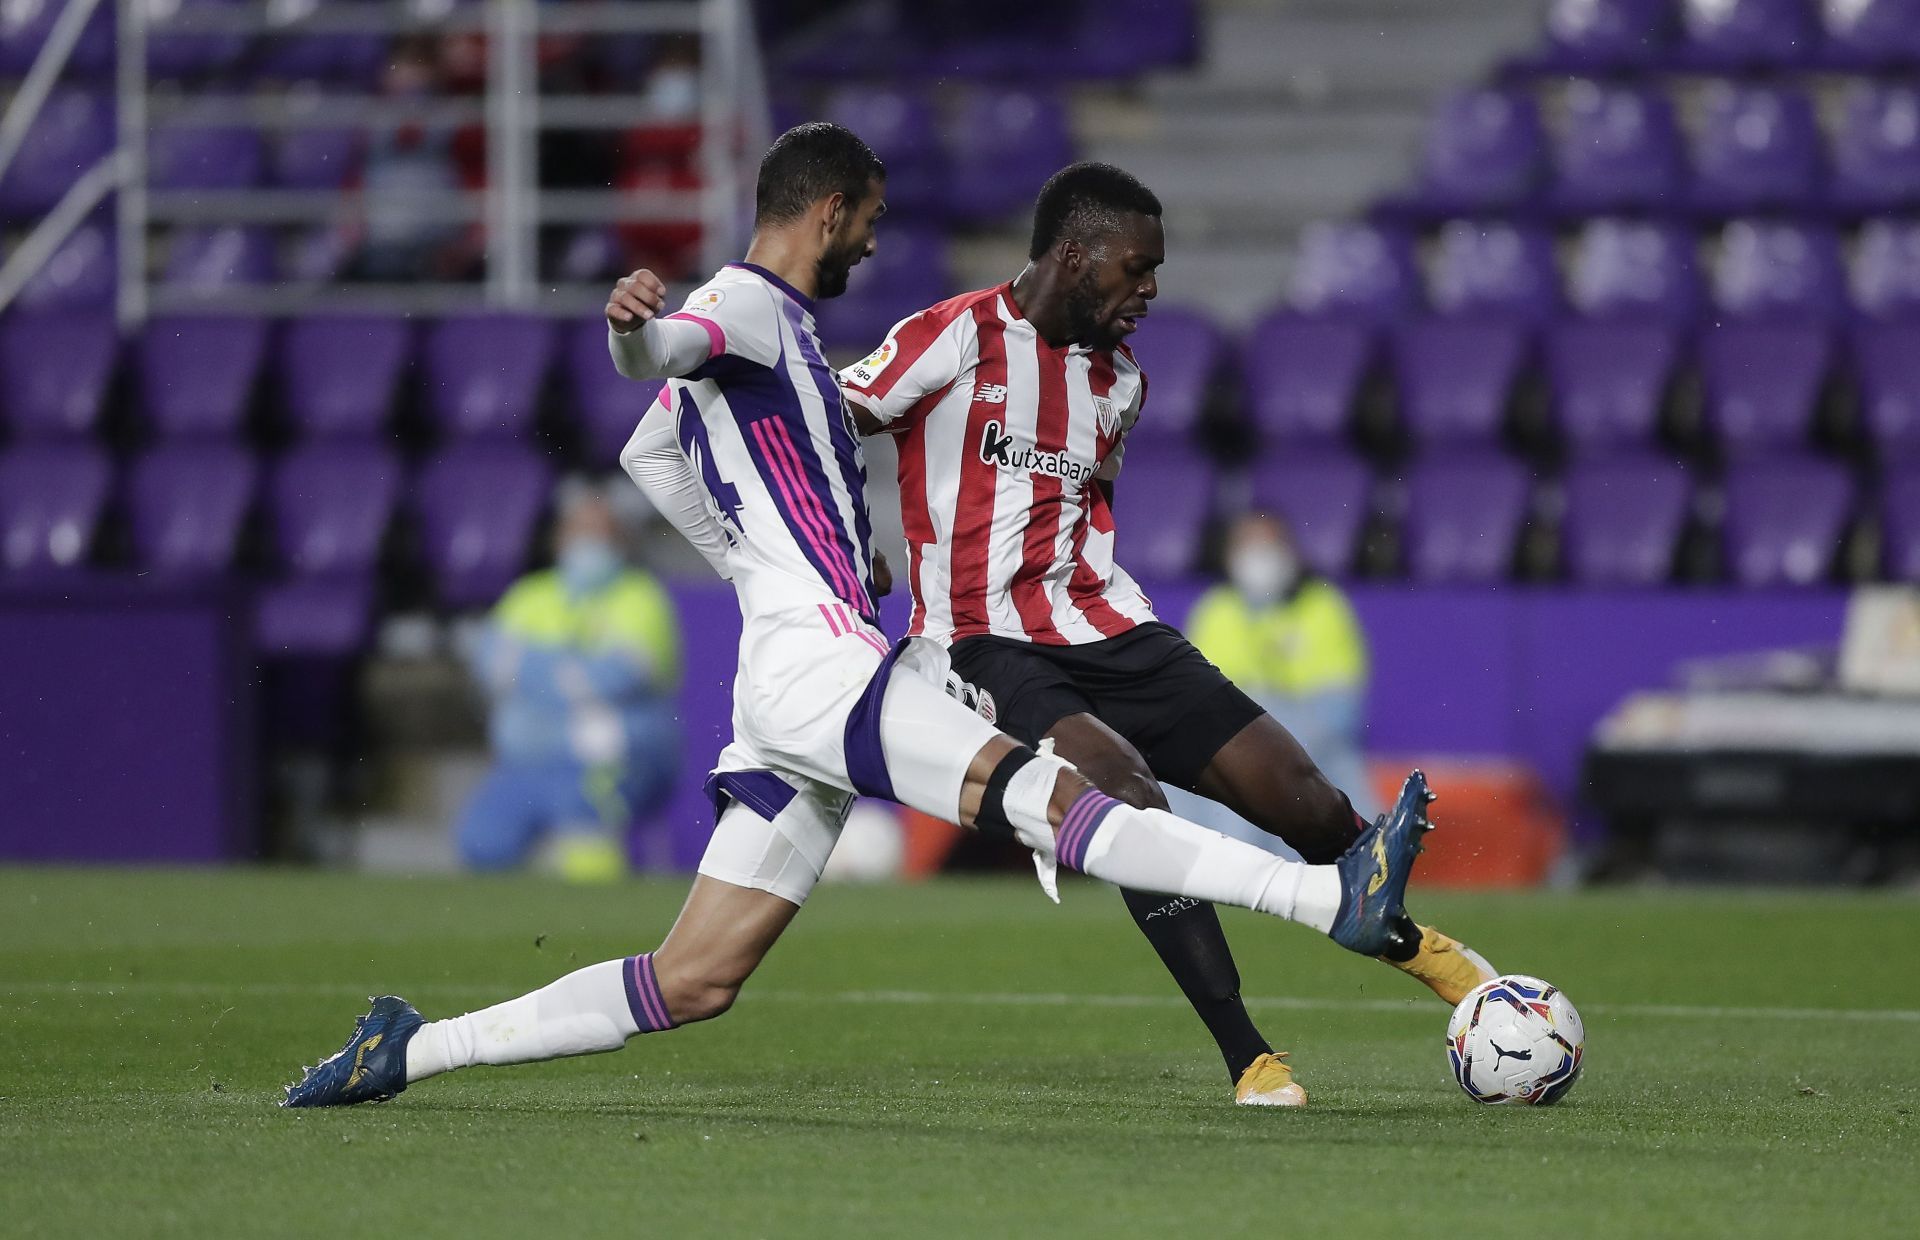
[6,977,1919,1023]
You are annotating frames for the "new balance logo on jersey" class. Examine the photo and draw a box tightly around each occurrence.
[973,382,1009,404]
[977,420,1095,484]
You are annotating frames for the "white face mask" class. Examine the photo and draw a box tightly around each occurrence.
[560,539,621,594]
[1227,544,1299,606]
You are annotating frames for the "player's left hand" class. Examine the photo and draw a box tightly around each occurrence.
[873,551,893,597]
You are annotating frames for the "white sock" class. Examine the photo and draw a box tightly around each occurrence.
[404,957,651,1084]
[1059,793,1343,934]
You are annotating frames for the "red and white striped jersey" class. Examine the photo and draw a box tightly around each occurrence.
[840,283,1158,647]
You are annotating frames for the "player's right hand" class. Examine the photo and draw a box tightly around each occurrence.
[606,269,668,334]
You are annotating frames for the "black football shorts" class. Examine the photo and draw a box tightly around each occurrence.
[945,622,1263,789]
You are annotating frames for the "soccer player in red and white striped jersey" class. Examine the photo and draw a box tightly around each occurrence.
[844,164,1498,1107]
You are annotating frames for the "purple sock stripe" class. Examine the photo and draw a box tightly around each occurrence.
[1057,791,1120,872]
[626,953,674,1032]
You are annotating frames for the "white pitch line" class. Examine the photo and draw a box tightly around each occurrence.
[3,979,1919,1024]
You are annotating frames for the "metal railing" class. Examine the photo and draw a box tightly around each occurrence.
[0,0,768,323]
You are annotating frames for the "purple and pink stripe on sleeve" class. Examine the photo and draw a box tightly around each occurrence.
[665,312,727,360]
[623,952,677,1033]
[1056,790,1121,873]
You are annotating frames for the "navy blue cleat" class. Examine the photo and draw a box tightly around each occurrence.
[282,995,424,1108]
[1327,770,1435,958]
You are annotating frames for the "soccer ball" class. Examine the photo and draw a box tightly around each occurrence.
[1445,974,1585,1105]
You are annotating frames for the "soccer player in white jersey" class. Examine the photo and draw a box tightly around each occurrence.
[839,163,1495,1108]
[282,126,1435,1110]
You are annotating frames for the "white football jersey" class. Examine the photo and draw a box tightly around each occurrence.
[656,262,879,624]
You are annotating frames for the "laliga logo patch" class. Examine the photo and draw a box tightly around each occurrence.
[684,288,725,314]
[845,339,896,387]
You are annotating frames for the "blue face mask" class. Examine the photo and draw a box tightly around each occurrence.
[560,540,621,594]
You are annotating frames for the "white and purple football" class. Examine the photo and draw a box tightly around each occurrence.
[1445,974,1586,1106]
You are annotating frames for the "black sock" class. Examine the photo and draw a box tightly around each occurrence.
[1119,887,1272,1082]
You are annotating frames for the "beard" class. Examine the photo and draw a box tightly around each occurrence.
[814,238,863,300]
[1063,267,1114,348]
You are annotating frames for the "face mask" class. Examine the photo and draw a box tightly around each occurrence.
[1228,545,1298,606]
[560,540,621,594]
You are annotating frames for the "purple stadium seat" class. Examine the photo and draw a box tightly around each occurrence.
[1851,218,1920,318]
[1831,85,1920,214]
[146,0,250,79]
[0,0,113,78]
[253,24,391,85]
[824,86,945,217]
[555,228,626,284]
[284,226,355,284]
[280,316,413,439]
[0,442,111,573]
[1390,320,1530,446]
[269,442,402,577]
[1882,466,1920,579]
[139,317,270,438]
[1679,0,1821,68]
[568,315,662,464]
[1849,322,1920,457]
[126,442,258,576]
[1561,454,1693,585]
[13,221,115,310]
[1402,450,1533,584]
[1550,81,1684,213]
[1537,0,1674,69]
[1289,222,1421,323]
[1109,445,1211,578]
[1567,218,1703,321]
[1545,320,1682,451]
[1689,83,1823,214]
[1122,307,1225,446]
[812,227,950,353]
[0,89,113,219]
[149,127,267,192]
[162,226,276,290]
[1249,446,1373,576]
[272,128,361,190]
[1427,221,1561,319]
[1822,0,1920,66]
[1240,313,1373,444]
[1722,456,1854,586]
[413,444,556,609]
[948,89,1074,223]
[1698,322,1832,453]
[0,312,117,439]
[1413,89,1547,213]
[421,314,559,439]
[253,576,379,657]
[1060,0,1200,78]
[1711,220,1845,319]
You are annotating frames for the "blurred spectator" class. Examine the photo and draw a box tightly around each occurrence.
[1165,511,1378,845]
[457,480,682,880]
[350,37,479,281]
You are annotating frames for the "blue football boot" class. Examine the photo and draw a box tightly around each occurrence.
[282,995,424,1108]
[1327,770,1435,958]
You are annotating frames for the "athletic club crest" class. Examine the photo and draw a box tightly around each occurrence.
[1093,396,1118,437]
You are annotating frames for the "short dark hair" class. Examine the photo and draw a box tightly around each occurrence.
[1028,162,1162,261]
[754,123,886,228]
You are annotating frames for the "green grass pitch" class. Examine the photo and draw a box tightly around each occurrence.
[3,869,1917,1238]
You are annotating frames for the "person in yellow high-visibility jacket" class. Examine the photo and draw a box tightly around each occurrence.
[456,483,682,881]
[1170,511,1377,844]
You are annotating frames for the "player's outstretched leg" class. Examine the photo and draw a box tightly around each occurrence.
[940,729,1429,959]
[283,875,797,1107]
[1190,715,1498,1003]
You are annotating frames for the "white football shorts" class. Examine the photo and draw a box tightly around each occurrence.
[695,598,1003,906]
